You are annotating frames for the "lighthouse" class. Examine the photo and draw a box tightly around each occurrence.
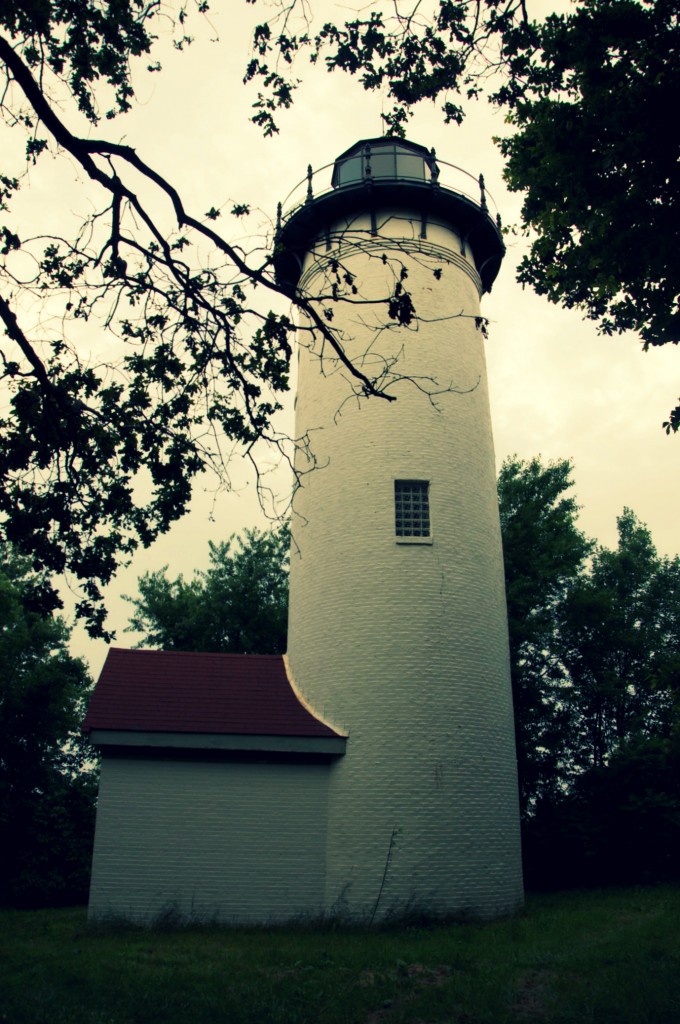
[276,138,523,920]
[83,138,523,927]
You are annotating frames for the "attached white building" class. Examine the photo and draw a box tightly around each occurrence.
[85,649,345,923]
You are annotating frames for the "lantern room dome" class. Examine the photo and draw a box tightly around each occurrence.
[274,137,505,296]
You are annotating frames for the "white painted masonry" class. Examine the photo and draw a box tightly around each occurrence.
[286,149,523,919]
[89,755,330,924]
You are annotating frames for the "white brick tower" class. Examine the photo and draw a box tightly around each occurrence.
[275,138,523,921]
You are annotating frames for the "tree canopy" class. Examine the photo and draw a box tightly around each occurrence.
[498,455,593,815]
[0,1,408,638]
[126,525,289,654]
[1,0,677,637]
[560,508,680,770]
[499,458,680,817]
[0,546,96,907]
[499,1,680,382]
[498,457,680,885]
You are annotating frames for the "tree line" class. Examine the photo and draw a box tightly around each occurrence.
[0,551,96,908]
[498,458,680,888]
[2,454,677,906]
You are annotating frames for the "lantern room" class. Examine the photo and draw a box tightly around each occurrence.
[273,137,505,297]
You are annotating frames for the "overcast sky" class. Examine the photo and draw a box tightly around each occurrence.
[4,2,678,674]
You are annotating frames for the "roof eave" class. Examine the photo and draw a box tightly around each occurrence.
[87,728,347,756]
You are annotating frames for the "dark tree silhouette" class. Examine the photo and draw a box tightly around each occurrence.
[0,2,412,637]
[0,546,96,907]
[126,525,289,654]
[498,455,592,816]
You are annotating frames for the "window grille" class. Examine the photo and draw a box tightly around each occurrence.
[395,480,430,538]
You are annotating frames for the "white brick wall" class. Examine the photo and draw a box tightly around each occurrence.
[287,207,523,920]
[88,755,330,924]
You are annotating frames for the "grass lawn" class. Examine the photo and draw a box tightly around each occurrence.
[1,887,678,1024]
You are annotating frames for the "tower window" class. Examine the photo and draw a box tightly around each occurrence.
[395,480,431,539]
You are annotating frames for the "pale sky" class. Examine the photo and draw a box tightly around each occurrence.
[2,2,678,674]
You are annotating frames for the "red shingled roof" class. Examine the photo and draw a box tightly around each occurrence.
[83,648,339,738]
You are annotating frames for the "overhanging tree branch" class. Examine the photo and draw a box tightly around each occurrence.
[0,31,394,404]
[1,13,432,635]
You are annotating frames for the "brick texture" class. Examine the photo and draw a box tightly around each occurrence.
[88,756,330,924]
[287,208,524,919]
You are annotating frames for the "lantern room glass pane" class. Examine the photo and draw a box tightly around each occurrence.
[335,155,363,186]
[370,150,396,178]
[396,151,429,181]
